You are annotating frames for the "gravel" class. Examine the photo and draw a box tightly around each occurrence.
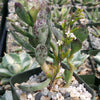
[15,68,92,100]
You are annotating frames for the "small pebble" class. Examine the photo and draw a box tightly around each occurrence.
[48,92,53,98]
[15,70,92,100]
[64,92,70,98]
[35,92,42,100]
[54,85,59,91]
[27,93,32,99]
[41,88,49,96]
[59,96,64,100]
[33,74,37,78]
[40,96,50,100]
[57,79,63,85]
[59,88,67,94]
[41,76,46,81]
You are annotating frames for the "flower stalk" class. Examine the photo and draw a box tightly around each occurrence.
[65,55,75,87]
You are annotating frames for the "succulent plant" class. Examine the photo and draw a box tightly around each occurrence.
[94,53,100,73]
[85,8,100,23]
[8,0,89,92]
[0,51,38,84]
[8,0,51,57]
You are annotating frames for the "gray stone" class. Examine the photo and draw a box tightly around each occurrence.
[41,88,49,96]
[64,92,70,98]
[35,92,42,100]
[48,92,52,98]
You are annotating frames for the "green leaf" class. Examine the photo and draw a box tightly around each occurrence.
[92,26,100,36]
[70,39,82,55]
[52,27,63,40]
[29,7,40,23]
[63,69,73,86]
[8,64,22,74]
[97,64,100,72]
[15,2,33,26]
[19,51,32,71]
[0,78,10,84]
[73,25,88,42]
[79,74,95,88]
[0,63,2,68]
[35,44,47,65]
[54,8,59,18]
[45,23,52,51]
[0,68,13,77]
[94,52,100,64]
[18,78,50,92]
[81,49,100,56]
[2,53,21,68]
[72,51,89,67]
[12,32,35,53]
[84,10,92,20]
[30,58,40,69]
[11,23,35,38]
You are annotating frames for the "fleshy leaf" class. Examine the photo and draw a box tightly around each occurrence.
[11,23,34,39]
[0,78,10,85]
[12,32,35,53]
[70,39,82,55]
[29,6,40,23]
[63,69,73,87]
[94,52,100,64]
[52,27,63,40]
[72,51,89,67]
[73,25,88,42]
[18,78,50,92]
[15,2,33,26]
[0,68,13,77]
[19,51,32,71]
[2,53,21,68]
[8,64,22,74]
[35,44,47,65]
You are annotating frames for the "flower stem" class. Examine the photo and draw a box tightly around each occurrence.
[48,63,60,90]
[65,55,75,87]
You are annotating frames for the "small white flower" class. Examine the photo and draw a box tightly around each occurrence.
[57,40,63,46]
[65,31,76,40]
[70,33,77,40]
[15,22,20,26]
[65,31,70,37]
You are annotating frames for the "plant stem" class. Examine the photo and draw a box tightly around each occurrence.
[48,63,60,90]
[66,55,75,87]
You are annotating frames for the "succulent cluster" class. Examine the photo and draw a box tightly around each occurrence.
[8,0,89,91]
[0,52,33,84]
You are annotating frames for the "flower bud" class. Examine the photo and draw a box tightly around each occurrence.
[15,2,22,9]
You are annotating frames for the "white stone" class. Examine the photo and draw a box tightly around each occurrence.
[58,96,64,100]
[29,76,34,81]
[54,85,59,91]
[33,74,37,78]
[27,93,32,99]
[59,88,67,94]
[51,92,58,100]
